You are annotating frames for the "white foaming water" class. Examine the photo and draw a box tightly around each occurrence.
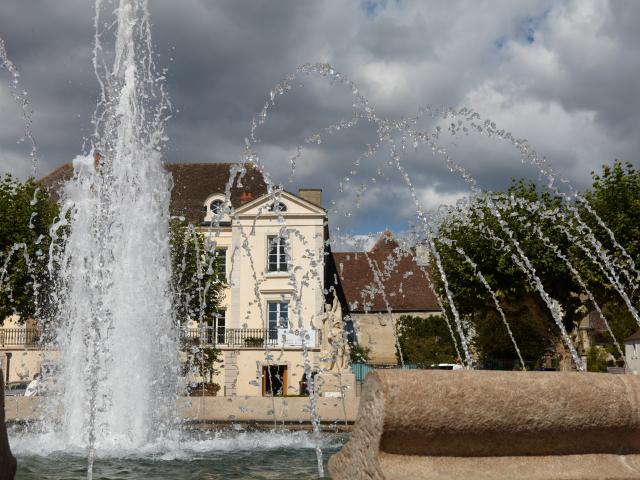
[43,0,178,461]
[10,429,338,460]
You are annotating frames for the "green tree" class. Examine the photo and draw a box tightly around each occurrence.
[435,180,583,366]
[0,174,58,323]
[583,160,640,269]
[169,220,224,325]
[187,343,223,383]
[396,315,458,367]
[578,160,640,350]
[349,343,370,363]
[586,346,609,373]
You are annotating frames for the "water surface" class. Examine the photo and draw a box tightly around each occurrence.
[12,429,343,479]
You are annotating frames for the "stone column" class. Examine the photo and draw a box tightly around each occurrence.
[329,370,640,480]
[0,369,16,480]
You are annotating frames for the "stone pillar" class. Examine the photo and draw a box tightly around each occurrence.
[329,370,640,480]
[0,369,16,480]
[223,350,239,396]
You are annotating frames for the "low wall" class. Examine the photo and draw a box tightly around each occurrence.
[329,370,640,480]
[5,395,357,425]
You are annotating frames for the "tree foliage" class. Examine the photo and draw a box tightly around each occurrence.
[169,220,225,324]
[574,161,640,353]
[396,315,458,367]
[433,161,640,367]
[0,175,58,323]
[435,180,581,365]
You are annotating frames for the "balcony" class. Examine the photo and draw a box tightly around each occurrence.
[180,327,319,349]
[0,328,41,348]
[0,327,320,350]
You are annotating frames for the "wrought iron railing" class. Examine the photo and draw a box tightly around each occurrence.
[0,328,41,348]
[0,326,319,349]
[179,327,319,349]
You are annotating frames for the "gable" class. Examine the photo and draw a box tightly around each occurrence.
[235,190,326,217]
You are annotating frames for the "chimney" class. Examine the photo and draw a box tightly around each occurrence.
[298,188,322,207]
[240,191,254,204]
[415,243,430,267]
[93,150,103,169]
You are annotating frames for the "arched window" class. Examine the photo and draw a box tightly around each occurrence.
[210,199,224,214]
[268,201,287,213]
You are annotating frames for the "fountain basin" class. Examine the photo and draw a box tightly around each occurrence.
[4,395,358,425]
[329,370,640,479]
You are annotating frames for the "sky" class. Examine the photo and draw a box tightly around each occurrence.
[0,0,638,238]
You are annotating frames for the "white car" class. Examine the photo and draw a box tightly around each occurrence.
[431,363,464,370]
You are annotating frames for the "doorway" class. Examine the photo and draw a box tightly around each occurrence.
[262,365,287,397]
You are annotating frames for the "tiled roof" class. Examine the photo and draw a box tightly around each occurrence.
[332,231,441,314]
[166,163,266,223]
[625,329,640,343]
[40,162,267,224]
[579,310,608,332]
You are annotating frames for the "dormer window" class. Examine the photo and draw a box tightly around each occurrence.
[203,195,229,224]
[210,199,224,215]
[268,201,287,213]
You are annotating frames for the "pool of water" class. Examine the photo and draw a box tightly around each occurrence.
[11,428,344,479]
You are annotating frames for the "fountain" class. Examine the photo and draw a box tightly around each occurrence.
[3,1,340,478]
[49,2,178,463]
[0,0,639,479]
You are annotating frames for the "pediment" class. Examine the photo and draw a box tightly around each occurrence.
[234,190,325,217]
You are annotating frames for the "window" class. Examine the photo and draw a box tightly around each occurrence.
[268,301,289,340]
[210,199,224,215]
[216,312,226,344]
[268,201,287,213]
[214,248,227,279]
[262,365,287,397]
[267,235,289,272]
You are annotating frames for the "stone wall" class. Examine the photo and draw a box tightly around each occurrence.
[330,370,640,479]
[6,395,358,425]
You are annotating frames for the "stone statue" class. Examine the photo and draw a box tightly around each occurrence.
[323,296,350,372]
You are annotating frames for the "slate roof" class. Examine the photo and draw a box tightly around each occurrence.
[332,231,441,314]
[40,162,268,224]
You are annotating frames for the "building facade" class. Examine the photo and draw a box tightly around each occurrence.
[35,161,332,397]
[332,231,442,365]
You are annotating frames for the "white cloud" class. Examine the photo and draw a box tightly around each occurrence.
[0,0,637,234]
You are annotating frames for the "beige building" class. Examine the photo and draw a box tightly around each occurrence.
[195,185,329,396]
[0,315,51,385]
[332,232,441,365]
[625,330,640,375]
[33,162,337,397]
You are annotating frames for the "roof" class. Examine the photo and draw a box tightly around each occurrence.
[579,310,608,332]
[167,163,266,223]
[625,329,640,343]
[234,189,326,215]
[40,162,268,224]
[332,231,441,314]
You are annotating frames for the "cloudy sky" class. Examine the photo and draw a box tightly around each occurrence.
[0,0,638,237]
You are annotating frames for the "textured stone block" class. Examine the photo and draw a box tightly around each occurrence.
[329,370,640,479]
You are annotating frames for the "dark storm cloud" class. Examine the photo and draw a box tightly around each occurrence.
[0,0,638,235]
